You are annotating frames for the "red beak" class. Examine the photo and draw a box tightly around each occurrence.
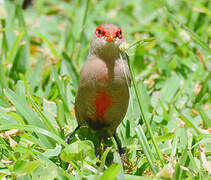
[105,28,116,42]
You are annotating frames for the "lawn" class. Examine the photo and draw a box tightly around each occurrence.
[0,0,211,179]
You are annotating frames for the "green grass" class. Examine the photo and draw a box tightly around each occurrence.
[0,0,211,179]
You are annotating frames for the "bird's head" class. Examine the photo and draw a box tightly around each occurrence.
[90,24,125,60]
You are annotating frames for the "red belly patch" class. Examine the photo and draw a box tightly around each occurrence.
[94,88,113,122]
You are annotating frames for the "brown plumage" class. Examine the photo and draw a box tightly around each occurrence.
[66,24,130,156]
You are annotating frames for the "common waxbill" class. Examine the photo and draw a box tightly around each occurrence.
[66,24,130,157]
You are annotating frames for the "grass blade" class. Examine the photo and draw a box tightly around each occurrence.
[164,8,211,54]
[135,125,157,174]
[28,95,59,136]
[6,30,25,62]
[0,124,66,146]
[75,0,90,64]
[51,65,69,111]
[122,52,165,167]
[31,30,60,60]
[0,19,7,89]
[174,105,202,135]
[3,88,55,147]
[62,52,79,88]
[99,147,112,170]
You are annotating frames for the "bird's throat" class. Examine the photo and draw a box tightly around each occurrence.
[91,42,120,61]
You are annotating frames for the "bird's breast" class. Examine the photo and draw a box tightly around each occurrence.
[94,88,113,122]
[76,57,129,132]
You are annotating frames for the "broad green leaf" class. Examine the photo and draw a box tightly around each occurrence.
[13,160,42,174]
[60,140,95,162]
[42,145,61,158]
[100,163,121,180]
[32,161,57,180]
[160,74,180,103]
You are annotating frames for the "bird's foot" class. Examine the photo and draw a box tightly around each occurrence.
[119,149,133,168]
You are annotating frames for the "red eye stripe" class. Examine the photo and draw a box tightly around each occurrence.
[95,26,105,38]
[116,27,123,39]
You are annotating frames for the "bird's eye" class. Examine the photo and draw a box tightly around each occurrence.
[97,29,102,34]
[117,28,123,39]
[95,26,105,37]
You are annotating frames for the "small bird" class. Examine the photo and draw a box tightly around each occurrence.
[66,24,130,157]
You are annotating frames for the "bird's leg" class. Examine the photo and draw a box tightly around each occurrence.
[113,134,125,159]
[65,125,80,144]
[59,125,80,167]
[113,134,133,167]
[95,138,104,166]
